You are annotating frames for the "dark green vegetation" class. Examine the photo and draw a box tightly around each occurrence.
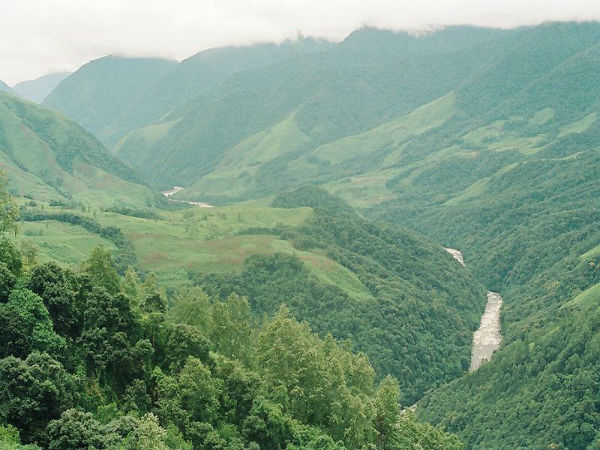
[0,91,159,207]
[0,179,463,450]
[197,187,486,403]
[13,73,71,103]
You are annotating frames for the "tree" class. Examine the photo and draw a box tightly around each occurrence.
[46,409,105,450]
[168,286,212,333]
[122,413,169,450]
[0,172,19,236]
[26,263,81,337]
[178,356,222,424]
[0,352,77,445]
[164,323,210,371]
[374,376,400,449]
[83,246,120,294]
[0,288,66,359]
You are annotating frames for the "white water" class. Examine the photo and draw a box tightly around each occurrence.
[444,247,503,371]
[470,291,503,371]
[162,186,213,208]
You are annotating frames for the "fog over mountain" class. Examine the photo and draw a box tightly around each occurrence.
[2,0,599,84]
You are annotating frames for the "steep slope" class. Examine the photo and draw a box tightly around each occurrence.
[351,24,600,450]
[193,186,488,404]
[13,72,70,103]
[43,55,177,142]
[115,26,507,189]
[0,91,158,207]
[106,38,334,145]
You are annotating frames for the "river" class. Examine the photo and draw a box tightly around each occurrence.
[162,186,213,208]
[444,248,503,371]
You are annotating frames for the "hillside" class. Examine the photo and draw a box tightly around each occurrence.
[0,178,464,450]
[8,19,600,449]
[13,72,70,103]
[0,91,158,207]
[16,185,487,405]
[114,26,507,189]
[43,55,177,143]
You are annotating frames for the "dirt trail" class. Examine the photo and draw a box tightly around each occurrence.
[444,248,503,371]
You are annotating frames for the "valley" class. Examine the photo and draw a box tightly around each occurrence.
[444,248,504,371]
[0,19,599,450]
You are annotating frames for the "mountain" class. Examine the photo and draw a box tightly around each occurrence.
[0,91,158,207]
[43,55,177,142]
[13,72,71,103]
[43,39,334,147]
[103,38,335,146]
[116,21,600,448]
[0,80,16,96]
[114,26,508,189]
[194,186,488,404]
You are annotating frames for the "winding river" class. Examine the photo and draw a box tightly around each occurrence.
[445,248,503,371]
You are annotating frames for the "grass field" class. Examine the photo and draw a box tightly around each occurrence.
[16,200,374,300]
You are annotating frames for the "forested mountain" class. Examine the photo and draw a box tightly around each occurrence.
[13,72,70,103]
[0,175,467,449]
[43,39,333,147]
[114,26,508,188]
[43,56,177,143]
[0,91,158,207]
[9,19,600,450]
[194,186,487,403]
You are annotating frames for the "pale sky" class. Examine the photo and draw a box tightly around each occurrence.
[1,0,599,85]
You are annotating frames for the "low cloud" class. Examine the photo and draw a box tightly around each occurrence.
[2,0,599,84]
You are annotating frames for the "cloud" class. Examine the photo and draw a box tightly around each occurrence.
[1,0,599,84]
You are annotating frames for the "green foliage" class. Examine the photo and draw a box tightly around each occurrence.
[26,263,81,337]
[0,172,19,236]
[0,289,66,359]
[83,246,121,294]
[198,206,487,404]
[0,352,77,445]
[272,185,356,216]
[46,409,105,450]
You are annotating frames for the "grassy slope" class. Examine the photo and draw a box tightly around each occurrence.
[0,92,157,207]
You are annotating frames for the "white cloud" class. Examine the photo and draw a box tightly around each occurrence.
[1,0,599,84]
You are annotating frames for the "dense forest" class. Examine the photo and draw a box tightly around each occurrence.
[198,186,486,403]
[0,176,463,449]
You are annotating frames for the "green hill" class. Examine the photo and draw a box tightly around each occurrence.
[43,55,177,143]
[0,91,158,207]
[114,26,505,189]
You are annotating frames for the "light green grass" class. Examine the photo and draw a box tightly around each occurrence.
[181,113,310,199]
[113,119,179,155]
[562,283,600,308]
[529,108,555,125]
[579,243,600,261]
[16,221,115,267]
[271,239,373,300]
[558,112,597,137]
[94,203,313,287]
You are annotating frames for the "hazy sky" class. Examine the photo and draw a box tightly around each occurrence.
[1,0,599,85]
